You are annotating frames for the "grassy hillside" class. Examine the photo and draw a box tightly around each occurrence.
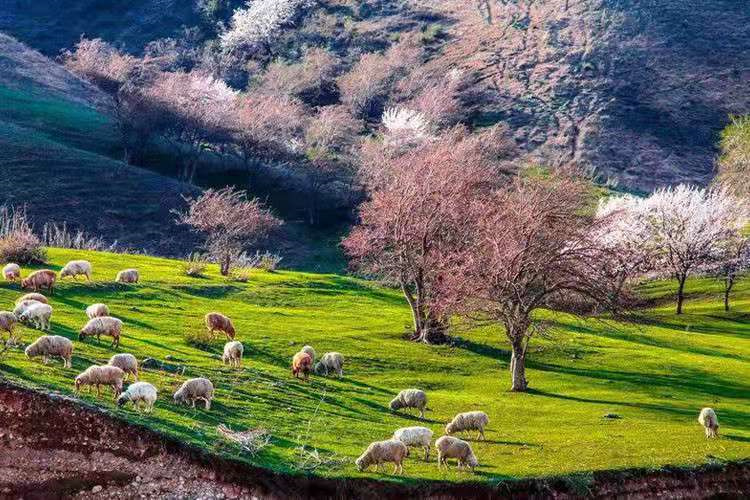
[0,248,748,484]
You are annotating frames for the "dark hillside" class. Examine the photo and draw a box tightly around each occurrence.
[434,0,750,190]
[0,0,208,55]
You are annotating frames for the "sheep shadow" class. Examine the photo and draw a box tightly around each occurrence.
[391,411,442,424]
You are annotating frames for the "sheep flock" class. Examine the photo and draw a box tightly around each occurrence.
[0,258,729,478]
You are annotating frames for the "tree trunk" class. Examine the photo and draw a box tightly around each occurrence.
[676,273,687,315]
[414,316,448,345]
[724,276,734,312]
[220,254,231,276]
[509,338,528,392]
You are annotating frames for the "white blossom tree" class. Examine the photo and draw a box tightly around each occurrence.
[594,195,658,301]
[220,0,313,56]
[706,234,749,312]
[610,185,747,314]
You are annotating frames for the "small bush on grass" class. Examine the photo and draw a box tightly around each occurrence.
[0,205,46,264]
[184,328,221,351]
[181,252,210,277]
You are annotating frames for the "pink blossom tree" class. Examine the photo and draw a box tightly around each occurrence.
[434,170,619,391]
[176,187,283,276]
[343,128,509,344]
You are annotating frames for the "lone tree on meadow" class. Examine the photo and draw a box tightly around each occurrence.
[434,171,620,392]
[177,187,282,275]
[343,128,511,344]
[708,234,749,312]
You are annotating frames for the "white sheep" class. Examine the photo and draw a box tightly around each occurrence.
[435,435,478,471]
[3,263,20,281]
[173,377,214,410]
[59,260,92,281]
[301,345,316,363]
[698,408,720,438]
[314,352,344,377]
[19,302,52,331]
[16,293,48,304]
[86,303,110,319]
[222,341,244,368]
[393,426,434,461]
[355,439,408,474]
[389,389,428,419]
[0,311,18,339]
[13,299,42,319]
[79,316,122,348]
[75,365,125,398]
[108,353,139,381]
[116,269,139,283]
[25,335,73,368]
[445,411,490,440]
[117,382,158,413]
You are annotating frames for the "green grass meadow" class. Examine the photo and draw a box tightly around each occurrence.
[0,248,748,484]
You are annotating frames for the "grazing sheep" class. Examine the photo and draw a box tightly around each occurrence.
[108,353,139,381]
[292,351,313,381]
[59,260,92,281]
[173,377,214,410]
[115,269,139,283]
[314,352,344,377]
[204,312,236,340]
[355,439,408,474]
[79,316,122,348]
[301,345,316,363]
[117,382,158,413]
[435,435,478,472]
[19,302,52,331]
[21,270,56,294]
[13,299,41,319]
[222,341,244,368]
[445,411,490,441]
[389,389,428,419]
[86,303,110,319]
[0,311,17,339]
[25,335,73,368]
[3,263,20,281]
[75,365,125,398]
[393,426,434,461]
[16,293,48,305]
[698,408,720,438]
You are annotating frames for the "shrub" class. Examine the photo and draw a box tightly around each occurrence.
[0,206,46,264]
[184,328,220,350]
[41,222,107,251]
[181,252,210,277]
[236,250,283,272]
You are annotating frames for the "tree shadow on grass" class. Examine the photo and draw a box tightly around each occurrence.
[550,321,746,362]
[723,434,750,443]
[451,337,510,363]
[527,361,750,401]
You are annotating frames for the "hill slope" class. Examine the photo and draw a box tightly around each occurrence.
[437,0,750,190]
[0,34,198,254]
[0,248,748,482]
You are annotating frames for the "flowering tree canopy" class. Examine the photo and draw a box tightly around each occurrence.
[602,185,748,314]
[343,127,511,344]
[176,187,282,275]
[220,0,313,55]
[434,170,618,391]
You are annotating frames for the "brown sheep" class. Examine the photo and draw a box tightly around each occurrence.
[16,293,48,305]
[204,312,236,340]
[21,270,56,294]
[79,316,122,348]
[0,311,18,339]
[292,351,313,381]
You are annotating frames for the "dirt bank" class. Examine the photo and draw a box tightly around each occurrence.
[0,381,748,499]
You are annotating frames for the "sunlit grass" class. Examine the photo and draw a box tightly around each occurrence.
[0,248,748,484]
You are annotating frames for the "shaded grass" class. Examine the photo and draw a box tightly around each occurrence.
[0,248,748,484]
